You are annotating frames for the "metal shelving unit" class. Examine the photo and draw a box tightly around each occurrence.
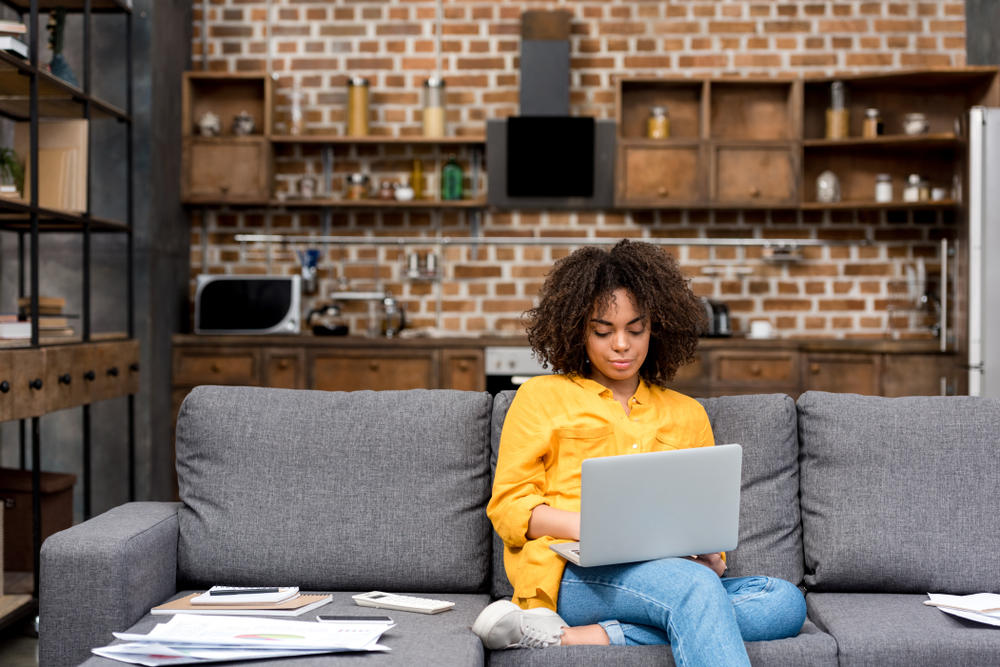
[0,0,135,618]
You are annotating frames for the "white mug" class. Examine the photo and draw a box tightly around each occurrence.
[749,320,773,339]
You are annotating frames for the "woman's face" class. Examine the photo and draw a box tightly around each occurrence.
[584,288,650,390]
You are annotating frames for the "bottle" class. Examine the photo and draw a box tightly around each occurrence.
[646,106,670,139]
[874,173,893,203]
[862,108,881,139]
[290,84,304,135]
[903,173,922,202]
[441,154,463,201]
[411,159,424,199]
[825,81,848,140]
[346,76,369,137]
[422,77,446,137]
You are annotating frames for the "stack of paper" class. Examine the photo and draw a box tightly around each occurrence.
[925,593,1000,626]
[152,590,331,617]
[93,614,393,666]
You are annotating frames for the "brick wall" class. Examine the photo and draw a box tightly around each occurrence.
[190,0,967,340]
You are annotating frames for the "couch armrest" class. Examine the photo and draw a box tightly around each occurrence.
[39,501,182,667]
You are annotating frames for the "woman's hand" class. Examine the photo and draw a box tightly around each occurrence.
[687,552,726,577]
[526,504,581,541]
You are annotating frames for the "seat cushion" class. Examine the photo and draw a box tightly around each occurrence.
[698,394,803,585]
[176,386,493,593]
[489,391,803,598]
[797,391,1000,593]
[487,619,836,666]
[80,591,490,666]
[808,593,1000,667]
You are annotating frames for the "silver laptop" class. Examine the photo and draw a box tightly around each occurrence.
[550,444,742,567]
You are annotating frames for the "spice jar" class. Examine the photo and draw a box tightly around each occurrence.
[441,154,464,201]
[903,173,922,202]
[346,172,369,200]
[422,77,446,137]
[347,77,370,137]
[862,108,882,139]
[825,81,849,139]
[378,179,396,200]
[874,173,893,203]
[646,106,670,139]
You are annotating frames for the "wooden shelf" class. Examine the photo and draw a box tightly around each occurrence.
[0,51,128,122]
[0,198,128,232]
[800,199,959,210]
[0,0,129,10]
[270,134,486,145]
[803,134,962,148]
[184,196,487,209]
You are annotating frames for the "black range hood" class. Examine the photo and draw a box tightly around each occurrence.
[487,11,616,210]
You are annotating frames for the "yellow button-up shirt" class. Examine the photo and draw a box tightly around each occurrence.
[487,373,715,611]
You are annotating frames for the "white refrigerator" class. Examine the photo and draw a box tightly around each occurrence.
[966,107,1000,397]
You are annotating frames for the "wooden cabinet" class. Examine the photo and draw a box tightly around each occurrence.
[441,349,485,392]
[882,353,963,397]
[173,348,259,386]
[615,68,999,210]
[311,351,436,392]
[803,353,881,396]
[263,349,305,389]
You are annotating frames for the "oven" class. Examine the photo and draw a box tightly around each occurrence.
[484,346,550,394]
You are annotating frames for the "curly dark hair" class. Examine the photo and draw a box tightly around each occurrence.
[525,239,706,388]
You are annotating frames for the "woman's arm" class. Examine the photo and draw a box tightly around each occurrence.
[526,504,581,541]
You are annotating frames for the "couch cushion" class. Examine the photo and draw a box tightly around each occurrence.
[797,391,1000,593]
[489,391,803,599]
[698,394,803,585]
[808,593,1000,667]
[487,619,836,666]
[176,386,493,593]
[81,590,490,666]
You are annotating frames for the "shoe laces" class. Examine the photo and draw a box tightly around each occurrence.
[512,622,563,649]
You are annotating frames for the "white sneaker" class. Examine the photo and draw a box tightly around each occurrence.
[471,600,567,649]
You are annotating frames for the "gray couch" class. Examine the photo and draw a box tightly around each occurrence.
[39,386,1000,666]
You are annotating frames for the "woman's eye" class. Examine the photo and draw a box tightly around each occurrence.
[593,331,611,338]
[628,329,644,336]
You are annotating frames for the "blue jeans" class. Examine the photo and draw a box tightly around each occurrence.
[556,558,806,667]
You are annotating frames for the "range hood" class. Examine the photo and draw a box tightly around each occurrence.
[486,11,616,210]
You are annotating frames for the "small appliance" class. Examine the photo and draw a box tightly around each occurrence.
[701,298,732,337]
[195,275,301,335]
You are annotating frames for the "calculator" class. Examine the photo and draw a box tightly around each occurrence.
[352,591,455,614]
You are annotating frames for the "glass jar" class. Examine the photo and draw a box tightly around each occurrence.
[422,77,446,137]
[825,81,848,139]
[903,173,922,202]
[862,108,882,139]
[378,179,396,200]
[646,106,670,139]
[441,154,464,201]
[874,173,893,202]
[902,112,929,136]
[346,172,369,200]
[346,77,369,137]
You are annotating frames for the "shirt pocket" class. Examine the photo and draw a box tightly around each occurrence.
[551,424,614,504]
[654,428,697,451]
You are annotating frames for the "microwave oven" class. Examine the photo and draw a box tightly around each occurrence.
[194,275,301,334]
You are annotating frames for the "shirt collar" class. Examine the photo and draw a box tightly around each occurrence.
[569,373,650,404]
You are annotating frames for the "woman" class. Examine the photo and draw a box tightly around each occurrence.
[472,240,805,665]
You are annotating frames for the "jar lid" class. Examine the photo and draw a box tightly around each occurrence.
[424,76,446,88]
[876,173,891,181]
[348,172,369,183]
[865,108,880,117]
[650,105,668,115]
[348,76,370,87]
[907,173,922,184]
[904,112,926,120]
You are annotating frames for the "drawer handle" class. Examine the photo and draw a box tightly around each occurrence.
[458,361,469,371]
[84,370,96,381]
[211,363,221,373]
[29,378,43,390]
[749,187,761,198]
[750,364,762,376]
[369,362,380,371]
[278,360,289,370]
[657,186,670,198]
[0,380,9,393]
[810,363,821,375]
[107,367,119,377]
[59,373,72,385]
[129,362,140,372]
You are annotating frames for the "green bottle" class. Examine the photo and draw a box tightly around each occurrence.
[441,154,464,201]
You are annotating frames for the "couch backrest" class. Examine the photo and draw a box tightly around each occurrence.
[798,391,1000,594]
[176,386,494,593]
[489,390,804,599]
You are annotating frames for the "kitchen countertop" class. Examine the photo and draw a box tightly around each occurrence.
[172,333,952,354]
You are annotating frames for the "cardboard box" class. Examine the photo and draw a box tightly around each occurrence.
[0,468,76,572]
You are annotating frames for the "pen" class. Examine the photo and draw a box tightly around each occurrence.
[209,588,280,596]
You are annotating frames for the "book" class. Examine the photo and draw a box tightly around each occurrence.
[0,20,27,35]
[17,296,66,311]
[0,36,26,59]
[0,322,30,339]
[925,593,1000,627]
[151,592,332,617]
[191,586,299,605]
